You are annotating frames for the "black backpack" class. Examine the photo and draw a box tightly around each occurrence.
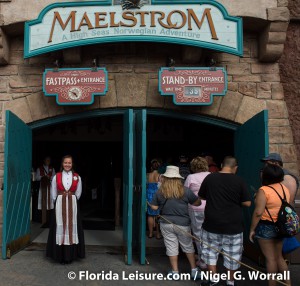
[265,184,300,237]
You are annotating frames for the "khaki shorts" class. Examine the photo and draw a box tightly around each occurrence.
[160,222,194,256]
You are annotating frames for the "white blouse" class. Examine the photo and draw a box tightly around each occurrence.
[35,165,56,181]
[51,170,82,201]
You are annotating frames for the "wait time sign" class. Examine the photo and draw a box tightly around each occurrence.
[159,67,227,105]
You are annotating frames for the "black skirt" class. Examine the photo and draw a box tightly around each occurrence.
[46,200,85,263]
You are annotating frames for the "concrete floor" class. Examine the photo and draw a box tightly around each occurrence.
[5,223,294,285]
[32,227,165,248]
[0,245,299,286]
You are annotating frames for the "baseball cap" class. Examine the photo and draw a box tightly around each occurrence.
[261,153,283,163]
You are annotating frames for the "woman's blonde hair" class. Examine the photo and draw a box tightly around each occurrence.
[159,177,184,199]
[190,156,209,173]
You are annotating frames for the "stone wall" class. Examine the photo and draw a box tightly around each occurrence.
[279,0,300,183]
[0,32,299,246]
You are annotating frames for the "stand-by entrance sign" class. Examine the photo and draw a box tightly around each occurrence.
[159,67,227,105]
[43,68,108,105]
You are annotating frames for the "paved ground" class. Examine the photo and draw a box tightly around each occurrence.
[0,244,299,286]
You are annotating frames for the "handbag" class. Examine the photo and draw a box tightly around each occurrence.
[282,237,300,254]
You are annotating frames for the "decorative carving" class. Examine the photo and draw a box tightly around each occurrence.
[0,27,9,65]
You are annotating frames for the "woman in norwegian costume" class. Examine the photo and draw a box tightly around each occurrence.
[46,155,85,264]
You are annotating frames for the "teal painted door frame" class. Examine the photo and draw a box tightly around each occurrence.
[123,109,134,265]
[133,110,147,265]
[3,108,269,264]
[2,111,32,259]
[234,110,269,262]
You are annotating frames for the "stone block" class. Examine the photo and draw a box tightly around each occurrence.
[9,76,27,88]
[146,79,164,108]
[269,21,289,32]
[181,46,202,64]
[277,144,297,163]
[100,80,117,108]
[266,100,288,119]
[27,75,42,87]
[0,78,7,93]
[251,63,280,74]
[115,74,148,107]
[0,93,12,101]
[235,96,266,124]
[226,63,250,75]
[268,32,287,44]
[0,126,4,142]
[106,65,133,73]
[269,144,279,153]
[63,47,82,64]
[218,91,243,121]
[256,90,272,99]
[269,126,294,144]
[201,96,222,117]
[258,83,271,91]
[233,75,261,82]
[3,97,32,123]
[277,0,289,7]
[9,51,25,65]
[44,97,65,117]
[18,66,44,75]
[218,53,240,63]
[268,119,290,126]
[0,65,18,76]
[271,83,284,100]
[228,82,238,92]
[134,65,159,73]
[267,8,290,21]
[257,83,271,98]
[0,28,9,65]
[11,93,29,99]
[27,92,49,121]
[261,74,281,82]
[259,42,285,62]
[238,83,256,97]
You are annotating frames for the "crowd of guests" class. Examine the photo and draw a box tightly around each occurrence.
[147,153,298,286]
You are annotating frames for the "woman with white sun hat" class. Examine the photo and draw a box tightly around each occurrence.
[148,165,202,280]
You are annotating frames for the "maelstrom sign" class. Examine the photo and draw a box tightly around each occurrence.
[24,0,243,58]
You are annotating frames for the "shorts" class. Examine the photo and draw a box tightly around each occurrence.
[200,229,243,270]
[255,221,280,239]
[160,222,195,256]
[188,209,204,255]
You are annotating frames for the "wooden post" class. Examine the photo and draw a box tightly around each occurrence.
[114,177,121,226]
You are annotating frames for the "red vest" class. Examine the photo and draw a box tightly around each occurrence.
[39,165,53,177]
[56,172,79,192]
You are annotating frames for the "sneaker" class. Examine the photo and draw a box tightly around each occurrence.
[167,270,180,281]
[196,259,208,270]
[191,268,202,280]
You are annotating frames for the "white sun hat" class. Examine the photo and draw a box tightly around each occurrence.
[162,165,184,179]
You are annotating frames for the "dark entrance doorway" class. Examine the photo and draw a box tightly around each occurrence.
[32,116,123,232]
[147,114,235,167]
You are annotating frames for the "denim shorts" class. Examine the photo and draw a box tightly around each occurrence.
[255,221,280,239]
